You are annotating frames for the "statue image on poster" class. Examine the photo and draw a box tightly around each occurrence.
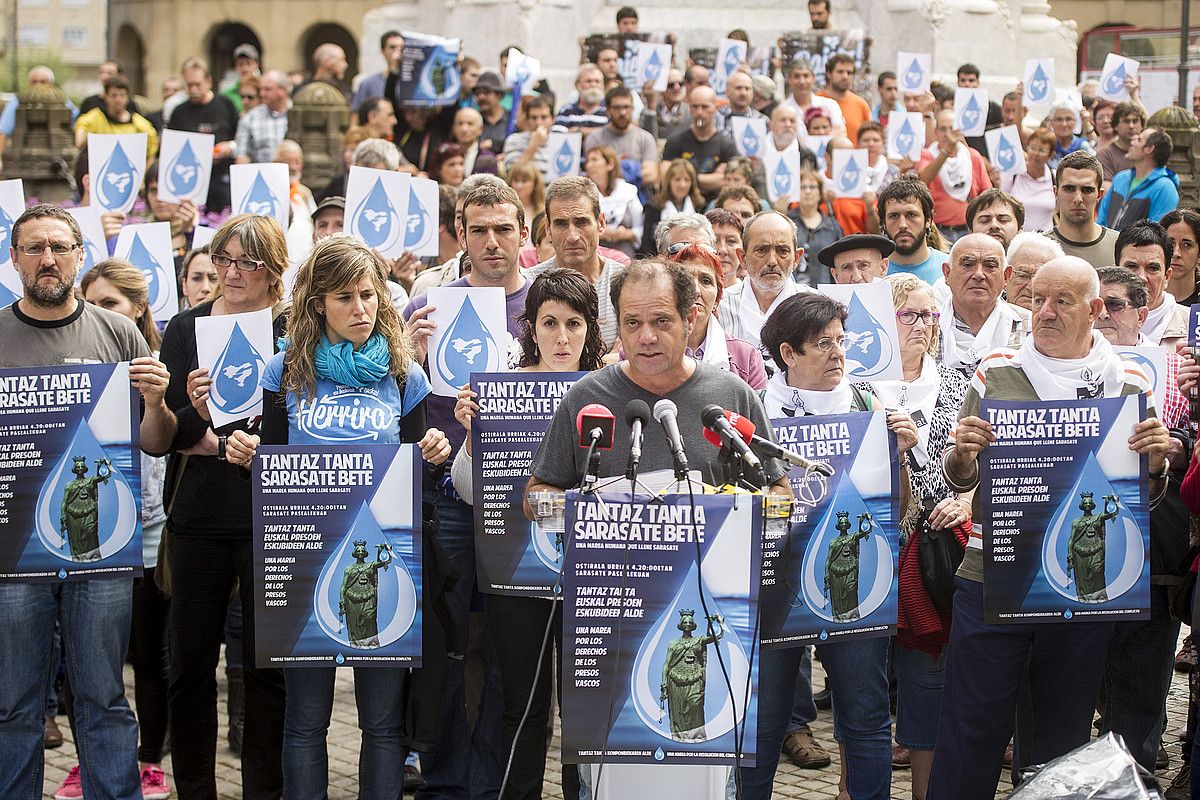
[1065,492,1119,602]
[339,539,394,648]
[661,608,725,742]
[824,511,873,622]
[60,456,113,561]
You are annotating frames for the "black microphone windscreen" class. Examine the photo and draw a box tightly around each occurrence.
[700,404,727,428]
[625,399,652,426]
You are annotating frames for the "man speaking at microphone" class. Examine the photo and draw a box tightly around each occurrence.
[525,258,791,511]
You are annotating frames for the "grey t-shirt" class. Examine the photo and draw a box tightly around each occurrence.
[1043,225,1121,272]
[584,125,659,164]
[0,301,150,368]
[530,361,786,490]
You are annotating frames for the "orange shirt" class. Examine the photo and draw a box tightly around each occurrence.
[832,198,868,235]
[820,91,872,146]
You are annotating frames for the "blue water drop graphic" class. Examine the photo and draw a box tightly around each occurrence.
[1028,65,1050,103]
[903,58,925,90]
[352,177,401,251]
[36,418,137,562]
[1104,63,1128,96]
[418,46,461,101]
[554,140,576,175]
[436,296,499,388]
[844,293,890,376]
[654,748,666,761]
[58,568,68,579]
[209,322,266,416]
[996,135,1017,171]
[838,155,862,193]
[0,281,18,307]
[644,49,663,82]
[772,160,793,197]
[240,172,280,219]
[1063,609,1074,619]
[722,46,740,76]
[335,652,346,665]
[960,95,981,129]
[96,142,138,210]
[404,201,429,250]
[819,629,829,641]
[79,235,101,277]
[124,232,165,311]
[166,140,202,198]
[0,203,13,267]
[515,64,530,86]
[739,125,761,156]
[314,502,417,650]
[895,120,915,155]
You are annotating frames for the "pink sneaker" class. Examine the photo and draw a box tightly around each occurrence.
[54,765,83,800]
[141,765,173,799]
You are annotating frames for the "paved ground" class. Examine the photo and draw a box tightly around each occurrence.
[43,639,1191,799]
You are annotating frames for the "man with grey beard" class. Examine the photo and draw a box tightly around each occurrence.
[555,63,609,133]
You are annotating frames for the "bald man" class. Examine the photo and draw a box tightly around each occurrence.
[938,233,1031,374]
[305,43,350,99]
[715,70,767,134]
[663,87,739,198]
[934,255,1169,797]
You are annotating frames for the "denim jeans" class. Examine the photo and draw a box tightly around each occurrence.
[417,493,503,800]
[893,644,946,751]
[784,645,817,734]
[0,578,140,800]
[283,667,407,800]
[736,635,891,800]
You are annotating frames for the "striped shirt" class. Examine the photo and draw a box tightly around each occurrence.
[235,103,290,164]
[525,256,624,346]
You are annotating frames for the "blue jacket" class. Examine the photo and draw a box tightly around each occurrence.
[1098,165,1180,230]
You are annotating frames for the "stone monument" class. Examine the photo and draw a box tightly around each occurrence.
[287,81,351,194]
[6,84,77,202]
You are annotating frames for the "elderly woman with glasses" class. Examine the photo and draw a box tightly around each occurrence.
[851,273,971,799]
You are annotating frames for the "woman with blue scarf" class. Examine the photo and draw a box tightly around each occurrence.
[226,234,450,800]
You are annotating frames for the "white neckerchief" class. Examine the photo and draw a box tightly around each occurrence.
[866,155,890,192]
[692,314,731,372]
[1013,331,1128,400]
[1142,292,1177,344]
[661,196,694,224]
[929,141,972,202]
[738,279,797,349]
[939,298,1018,371]
[871,354,939,451]
[765,370,852,418]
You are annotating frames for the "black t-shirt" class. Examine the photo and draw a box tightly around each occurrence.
[167,95,240,210]
[662,129,738,187]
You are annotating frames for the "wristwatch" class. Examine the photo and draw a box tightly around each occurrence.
[217,435,228,461]
[1152,458,1170,481]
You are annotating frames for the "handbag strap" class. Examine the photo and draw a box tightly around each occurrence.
[165,455,189,516]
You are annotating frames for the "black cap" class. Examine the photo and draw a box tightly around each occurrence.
[474,72,504,93]
[233,44,260,62]
[311,195,345,221]
[817,234,895,268]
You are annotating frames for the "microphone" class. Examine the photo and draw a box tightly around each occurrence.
[624,399,651,481]
[652,399,689,479]
[576,403,614,490]
[703,406,835,477]
[700,405,761,470]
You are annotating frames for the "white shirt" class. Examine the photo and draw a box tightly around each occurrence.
[780,94,845,131]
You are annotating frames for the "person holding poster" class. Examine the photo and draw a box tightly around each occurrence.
[158,213,289,799]
[142,161,200,271]
[917,110,993,245]
[787,170,843,285]
[222,235,450,798]
[0,204,175,800]
[449,267,605,799]
[929,256,1170,798]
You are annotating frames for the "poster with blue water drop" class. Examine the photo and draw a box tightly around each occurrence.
[395,31,462,108]
[545,131,582,182]
[761,411,898,648]
[230,162,290,234]
[345,166,412,258]
[403,177,439,258]
[985,125,1026,176]
[831,147,868,198]
[504,48,541,99]
[0,178,25,307]
[980,396,1149,623]
[156,129,214,205]
[730,116,768,159]
[470,371,583,596]
[1098,53,1139,102]
[195,307,274,428]
[887,112,925,161]
[712,38,747,97]
[112,221,178,324]
[191,224,218,252]
[633,41,673,93]
[66,205,109,285]
[0,363,141,581]
[1023,59,1055,110]
[561,491,762,765]
[761,142,800,204]
[87,133,147,214]
[252,443,422,666]
[953,88,988,138]
[427,286,510,396]
[818,281,904,381]
[896,51,931,94]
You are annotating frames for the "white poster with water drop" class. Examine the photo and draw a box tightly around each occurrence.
[427,286,510,396]
[0,178,25,306]
[1023,59,1055,110]
[831,148,869,198]
[156,130,214,205]
[544,132,582,182]
[886,112,925,161]
[953,88,988,137]
[87,133,148,215]
[896,51,932,95]
[504,48,541,98]
[730,116,769,158]
[344,166,413,259]
[403,177,439,258]
[1114,346,1168,417]
[633,41,673,93]
[985,126,1027,176]
[230,163,291,234]
[66,205,109,285]
[191,225,218,251]
[712,38,747,97]
[195,307,274,428]
[761,143,801,203]
[817,281,904,381]
[1098,54,1140,102]
[803,134,832,172]
[112,222,178,324]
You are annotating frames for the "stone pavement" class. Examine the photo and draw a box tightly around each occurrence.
[43,641,1192,799]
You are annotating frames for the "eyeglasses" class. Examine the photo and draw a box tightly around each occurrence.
[666,81,683,89]
[809,335,847,353]
[14,242,81,259]
[1102,298,1135,314]
[896,310,941,325]
[666,241,718,256]
[211,253,268,272]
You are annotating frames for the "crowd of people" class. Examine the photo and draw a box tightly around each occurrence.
[4,1,1200,799]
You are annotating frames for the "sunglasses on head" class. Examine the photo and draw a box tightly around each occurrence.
[666,241,718,256]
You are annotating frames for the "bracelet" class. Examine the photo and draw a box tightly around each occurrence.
[942,449,979,493]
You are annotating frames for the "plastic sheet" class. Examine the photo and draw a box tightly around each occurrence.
[1006,733,1160,799]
